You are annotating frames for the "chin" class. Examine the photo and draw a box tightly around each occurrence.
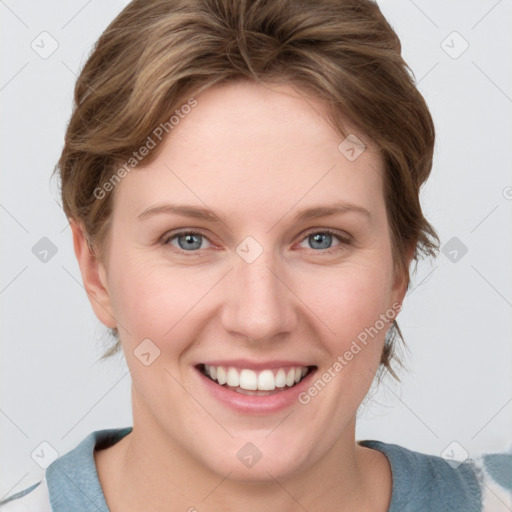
[192,434,315,483]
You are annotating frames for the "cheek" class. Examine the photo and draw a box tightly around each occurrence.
[107,251,217,350]
[107,231,395,362]
[305,259,394,340]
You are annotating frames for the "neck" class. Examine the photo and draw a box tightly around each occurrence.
[95,398,391,512]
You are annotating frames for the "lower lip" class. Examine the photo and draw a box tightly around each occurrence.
[195,367,317,415]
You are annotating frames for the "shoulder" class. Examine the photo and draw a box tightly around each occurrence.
[473,450,512,511]
[0,427,132,512]
[359,440,512,512]
[0,479,52,512]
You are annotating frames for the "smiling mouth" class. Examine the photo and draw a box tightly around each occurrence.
[196,364,317,396]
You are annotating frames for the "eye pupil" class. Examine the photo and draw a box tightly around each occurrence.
[310,232,332,250]
[178,233,202,250]
[168,230,344,254]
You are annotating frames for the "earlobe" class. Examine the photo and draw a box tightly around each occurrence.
[69,220,117,329]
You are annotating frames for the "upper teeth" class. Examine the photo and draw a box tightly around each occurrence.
[203,365,309,391]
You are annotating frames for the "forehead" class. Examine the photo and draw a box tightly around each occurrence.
[113,80,385,220]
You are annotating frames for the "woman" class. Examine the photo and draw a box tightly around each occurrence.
[1,0,509,510]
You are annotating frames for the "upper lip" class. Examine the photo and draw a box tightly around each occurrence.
[196,359,315,371]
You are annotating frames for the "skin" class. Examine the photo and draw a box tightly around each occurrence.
[72,80,412,511]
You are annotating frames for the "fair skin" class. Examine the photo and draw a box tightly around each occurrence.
[72,80,411,511]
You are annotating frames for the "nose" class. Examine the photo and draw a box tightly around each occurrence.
[221,246,298,344]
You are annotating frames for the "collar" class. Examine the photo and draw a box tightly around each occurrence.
[358,439,481,511]
[45,427,132,512]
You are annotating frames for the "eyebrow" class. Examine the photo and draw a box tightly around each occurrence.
[137,201,371,223]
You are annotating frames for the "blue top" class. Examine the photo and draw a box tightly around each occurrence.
[1,427,511,511]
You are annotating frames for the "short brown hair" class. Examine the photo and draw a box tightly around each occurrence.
[56,0,439,379]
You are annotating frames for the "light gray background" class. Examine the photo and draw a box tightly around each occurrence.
[1,0,511,498]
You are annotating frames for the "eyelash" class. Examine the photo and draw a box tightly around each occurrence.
[161,228,352,255]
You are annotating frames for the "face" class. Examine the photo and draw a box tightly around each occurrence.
[77,80,407,481]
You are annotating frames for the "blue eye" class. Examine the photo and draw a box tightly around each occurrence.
[162,229,350,254]
[164,231,211,251]
[299,229,350,252]
[307,232,335,250]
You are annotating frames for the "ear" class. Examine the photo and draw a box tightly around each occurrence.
[391,243,416,307]
[70,219,117,329]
